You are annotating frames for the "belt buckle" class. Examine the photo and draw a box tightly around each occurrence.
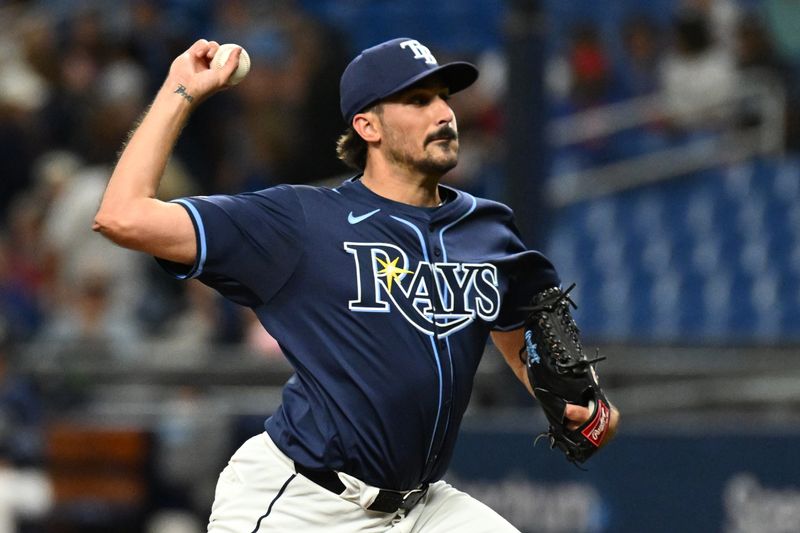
[399,485,428,511]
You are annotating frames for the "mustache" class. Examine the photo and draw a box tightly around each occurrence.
[425,126,458,145]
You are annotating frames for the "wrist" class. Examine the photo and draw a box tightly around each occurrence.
[171,83,196,104]
[157,79,199,110]
[152,82,197,122]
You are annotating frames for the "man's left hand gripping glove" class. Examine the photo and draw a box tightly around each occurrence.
[521,284,611,465]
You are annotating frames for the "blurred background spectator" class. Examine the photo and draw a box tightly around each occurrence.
[659,7,738,131]
[619,13,664,99]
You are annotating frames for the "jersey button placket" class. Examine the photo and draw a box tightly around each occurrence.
[427,226,452,480]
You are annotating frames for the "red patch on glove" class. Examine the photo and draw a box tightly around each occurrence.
[581,399,610,447]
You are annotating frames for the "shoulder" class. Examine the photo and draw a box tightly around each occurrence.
[229,184,331,214]
[444,185,515,223]
[253,183,346,205]
[187,185,310,228]
[245,183,302,202]
[473,195,514,218]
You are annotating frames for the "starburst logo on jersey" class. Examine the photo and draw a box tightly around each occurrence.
[344,242,500,337]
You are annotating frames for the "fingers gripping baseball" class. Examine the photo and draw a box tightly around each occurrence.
[168,39,244,103]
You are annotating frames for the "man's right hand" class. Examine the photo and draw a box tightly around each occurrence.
[166,39,243,106]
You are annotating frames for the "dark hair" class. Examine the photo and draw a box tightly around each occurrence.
[335,103,383,171]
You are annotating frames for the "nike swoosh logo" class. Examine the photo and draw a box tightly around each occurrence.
[348,209,381,224]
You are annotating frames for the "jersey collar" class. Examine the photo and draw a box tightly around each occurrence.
[337,174,472,222]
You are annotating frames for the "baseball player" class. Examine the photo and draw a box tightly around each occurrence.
[94,37,618,532]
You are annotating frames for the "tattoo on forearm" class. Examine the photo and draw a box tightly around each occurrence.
[174,84,194,103]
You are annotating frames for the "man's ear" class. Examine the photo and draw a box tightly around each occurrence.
[353,112,381,143]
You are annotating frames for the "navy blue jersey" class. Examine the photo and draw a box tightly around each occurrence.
[157,177,559,490]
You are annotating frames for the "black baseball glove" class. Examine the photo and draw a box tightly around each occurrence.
[520,284,611,465]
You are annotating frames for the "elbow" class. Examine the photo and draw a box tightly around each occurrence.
[93,207,137,247]
[93,207,118,237]
[91,210,107,233]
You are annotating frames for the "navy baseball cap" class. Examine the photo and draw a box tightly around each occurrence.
[340,37,479,125]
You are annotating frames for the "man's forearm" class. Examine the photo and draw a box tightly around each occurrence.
[96,39,241,226]
[491,329,535,395]
[99,83,195,213]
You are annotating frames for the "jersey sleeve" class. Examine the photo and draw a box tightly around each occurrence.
[155,185,305,307]
[492,218,560,332]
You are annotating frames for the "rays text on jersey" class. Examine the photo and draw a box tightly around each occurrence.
[344,242,500,337]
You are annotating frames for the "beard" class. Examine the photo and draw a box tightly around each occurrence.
[384,125,459,176]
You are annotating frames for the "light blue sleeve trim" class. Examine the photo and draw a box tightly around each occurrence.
[172,199,208,279]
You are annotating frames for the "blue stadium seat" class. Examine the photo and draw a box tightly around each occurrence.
[700,270,734,338]
[545,156,800,343]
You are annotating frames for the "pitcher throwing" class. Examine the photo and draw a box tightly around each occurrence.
[94,36,619,532]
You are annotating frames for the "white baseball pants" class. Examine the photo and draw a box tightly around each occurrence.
[207,432,519,533]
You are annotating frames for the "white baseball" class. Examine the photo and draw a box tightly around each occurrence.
[212,43,251,86]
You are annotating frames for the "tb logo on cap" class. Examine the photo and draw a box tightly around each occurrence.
[400,39,437,65]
